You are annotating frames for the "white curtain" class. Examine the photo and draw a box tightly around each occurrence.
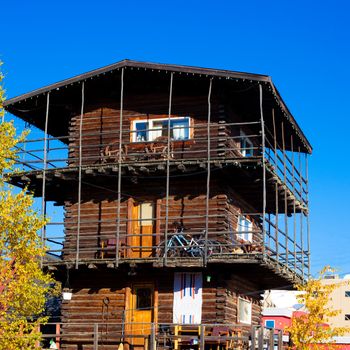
[173,272,202,324]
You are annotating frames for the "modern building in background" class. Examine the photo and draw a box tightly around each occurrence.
[4,60,311,349]
[322,275,350,334]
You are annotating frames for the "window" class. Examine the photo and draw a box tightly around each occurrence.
[240,130,253,157]
[265,320,275,329]
[132,117,191,142]
[345,314,350,321]
[136,287,153,310]
[345,291,350,297]
[238,298,252,324]
[237,216,253,242]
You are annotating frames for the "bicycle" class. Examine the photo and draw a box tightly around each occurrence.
[156,230,223,258]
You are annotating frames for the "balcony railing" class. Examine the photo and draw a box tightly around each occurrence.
[44,211,309,278]
[40,322,285,350]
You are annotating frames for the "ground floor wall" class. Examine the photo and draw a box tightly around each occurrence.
[59,266,262,349]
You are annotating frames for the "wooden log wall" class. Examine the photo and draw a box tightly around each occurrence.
[68,94,236,166]
[224,274,262,326]
[62,178,233,260]
[60,269,261,350]
[224,185,263,249]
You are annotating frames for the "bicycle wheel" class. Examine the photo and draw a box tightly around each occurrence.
[167,245,178,257]
[155,242,165,257]
[188,245,203,257]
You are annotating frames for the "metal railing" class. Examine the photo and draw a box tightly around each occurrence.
[42,210,309,278]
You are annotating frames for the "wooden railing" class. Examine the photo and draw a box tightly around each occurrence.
[40,322,285,350]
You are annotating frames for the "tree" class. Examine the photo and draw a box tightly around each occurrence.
[0,61,59,350]
[287,266,349,350]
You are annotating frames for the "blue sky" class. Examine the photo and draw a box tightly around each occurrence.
[2,0,349,275]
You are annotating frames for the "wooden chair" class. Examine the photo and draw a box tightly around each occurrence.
[145,136,174,159]
[99,239,128,259]
[173,325,201,350]
[100,141,128,163]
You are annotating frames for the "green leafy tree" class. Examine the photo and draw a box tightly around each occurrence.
[0,61,59,350]
[287,267,349,350]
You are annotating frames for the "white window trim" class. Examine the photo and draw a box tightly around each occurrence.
[238,297,252,325]
[132,117,191,142]
[240,130,254,157]
[237,215,253,242]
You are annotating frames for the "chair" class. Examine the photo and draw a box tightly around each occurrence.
[205,326,237,350]
[99,239,128,259]
[145,136,174,159]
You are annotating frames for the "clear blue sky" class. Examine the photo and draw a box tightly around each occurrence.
[2,0,349,276]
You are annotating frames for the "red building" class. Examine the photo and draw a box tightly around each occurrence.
[262,308,350,349]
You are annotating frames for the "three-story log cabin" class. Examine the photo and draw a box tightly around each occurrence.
[4,60,311,350]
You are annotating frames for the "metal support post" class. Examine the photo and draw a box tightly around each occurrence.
[164,72,174,266]
[75,81,85,269]
[204,78,213,266]
[116,68,124,266]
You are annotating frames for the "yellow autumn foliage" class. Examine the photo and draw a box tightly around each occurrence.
[287,266,350,350]
[0,61,59,349]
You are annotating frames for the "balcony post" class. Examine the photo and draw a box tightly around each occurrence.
[115,67,124,266]
[291,135,297,272]
[298,147,304,280]
[164,72,174,265]
[259,84,266,255]
[41,91,50,267]
[204,78,213,266]
[150,322,156,350]
[272,108,279,262]
[305,154,310,278]
[75,81,85,270]
[281,121,289,267]
[200,324,205,350]
[93,323,99,350]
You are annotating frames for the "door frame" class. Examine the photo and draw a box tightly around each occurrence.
[124,281,158,346]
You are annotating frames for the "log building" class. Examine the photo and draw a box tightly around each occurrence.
[4,60,311,349]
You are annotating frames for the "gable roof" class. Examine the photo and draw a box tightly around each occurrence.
[3,59,312,153]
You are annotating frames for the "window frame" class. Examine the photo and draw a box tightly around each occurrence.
[237,215,253,242]
[237,297,252,325]
[131,116,192,142]
[345,291,350,298]
[240,130,254,157]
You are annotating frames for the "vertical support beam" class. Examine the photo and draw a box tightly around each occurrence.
[272,109,279,260]
[258,327,263,350]
[278,330,283,349]
[200,324,205,350]
[281,121,288,267]
[204,78,213,266]
[41,92,50,266]
[305,154,311,278]
[269,329,274,350]
[75,81,84,269]
[93,323,99,350]
[150,322,156,350]
[291,135,297,272]
[259,84,266,255]
[251,326,256,350]
[298,147,304,279]
[115,68,124,266]
[164,72,174,266]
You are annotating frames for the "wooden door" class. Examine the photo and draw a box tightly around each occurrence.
[128,283,154,349]
[130,202,154,258]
